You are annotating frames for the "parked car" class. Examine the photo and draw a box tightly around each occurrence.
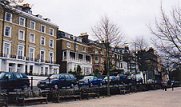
[0,72,30,91]
[103,76,118,85]
[117,74,132,84]
[37,73,77,89]
[78,76,103,87]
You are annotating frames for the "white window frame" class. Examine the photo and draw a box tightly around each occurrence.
[67,42,71,48]
[5,12,12,22]
[17,45,24,59]
[49,52,54,63]
[19,17,26,27]
[30,20,36,30]
[18,30,25,41]
[29,33,35,43]
[40,36,46,46]
[41,25,46,33]
[29,47,35,61]
[76,45,78,50]
[49,39,54,48]
[4,26,12,37]
[3,42,11,57]
[49,28,54,36]
[40,50,45,62]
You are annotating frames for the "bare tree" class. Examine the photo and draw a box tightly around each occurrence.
[92,16,124,47]
[132,36,148,51]
[150,7,181,65]
[92,16,123,96]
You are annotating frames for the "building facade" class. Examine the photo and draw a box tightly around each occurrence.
[57,31,92,75]
[137,48,162,81]
[0,2,59,75]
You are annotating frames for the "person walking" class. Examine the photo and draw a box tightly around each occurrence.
[171,81,174,91]
[163,81,167,91]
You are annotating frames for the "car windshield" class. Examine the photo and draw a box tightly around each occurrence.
[83,76,94,80]
[49,74,59,79]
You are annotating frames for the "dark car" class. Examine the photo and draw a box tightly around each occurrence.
[37,73,77,89]
[117,74,132,84]
[0,72,30,91]
[78,76,103,87]
[103,76,118,85]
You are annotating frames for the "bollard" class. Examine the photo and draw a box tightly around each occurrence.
[31,77,33,90]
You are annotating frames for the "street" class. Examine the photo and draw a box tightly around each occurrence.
[29,87,181,107]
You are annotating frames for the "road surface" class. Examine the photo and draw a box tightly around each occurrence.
[30,87,181,107]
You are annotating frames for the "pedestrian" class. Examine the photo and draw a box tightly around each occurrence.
[163,81,167,91]
[171,81,174,91]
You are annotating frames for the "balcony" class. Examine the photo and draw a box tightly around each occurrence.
[64,57,91,64]
[17,56,24,59]
[45,60,56,64]
[26,57,34,61]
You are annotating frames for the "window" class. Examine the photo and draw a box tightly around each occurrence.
[30,21,35,29]
[29,47,35,61]
[19,17,25,26]
[95,56,99,61]
[120,63,123,68]
[78,54,83,60]
[29,33,35,43]
[5,12,12,22]
[86,55,90,62]
[41,25,46,33]
[18,30,25,40]
[40,50,45,62]
[49,39,54,48]
[67,42,71,48]
[40,36,46,45]
[3,42,11,57]
[17,45,24,59]
[4,26,11,37]
[41,67,44,75]
[49,52,54,63]
[95,49,98,54]
[82,47,86,52]
[49,28,54,35]
[76,45,78,50]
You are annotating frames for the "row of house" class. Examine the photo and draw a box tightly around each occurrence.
[0,2,59,75]
[0,1,164,82]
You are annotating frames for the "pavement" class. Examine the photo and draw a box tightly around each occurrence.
[29,87,181,107]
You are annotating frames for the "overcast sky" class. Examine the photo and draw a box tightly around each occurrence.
[24,0,180,43]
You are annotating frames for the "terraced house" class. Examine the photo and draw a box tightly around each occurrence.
[0,2,59,75]
[57,31,92,75]
[79,33,106,74]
